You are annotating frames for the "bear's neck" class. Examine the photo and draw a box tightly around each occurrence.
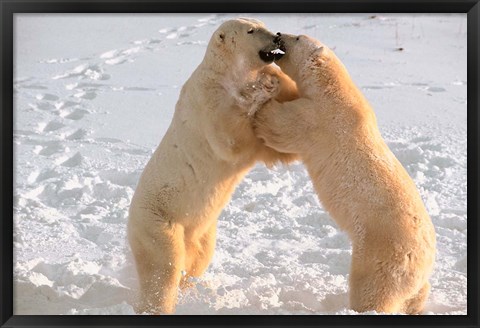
[298,53,371,114]
[200,47,236,75]
[198,55,259,97]
[291,52,378,154]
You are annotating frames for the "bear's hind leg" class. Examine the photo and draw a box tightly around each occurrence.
[403,282,430,314]
[349,256,405,314]
[129,217,186,314]
[182,223,217,288]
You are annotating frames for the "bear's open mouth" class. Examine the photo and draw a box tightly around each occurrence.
[258,50,276,63]
[258,46,286,63]
[271,48,286,61]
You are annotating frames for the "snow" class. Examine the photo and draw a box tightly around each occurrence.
[13,13,467,315]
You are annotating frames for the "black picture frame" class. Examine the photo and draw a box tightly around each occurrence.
[1,1,478,327]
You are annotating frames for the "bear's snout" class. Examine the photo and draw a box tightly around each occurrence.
[272,33,286,61]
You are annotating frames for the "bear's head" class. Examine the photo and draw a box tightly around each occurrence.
[207,18,284,70]
[273,33,328,80]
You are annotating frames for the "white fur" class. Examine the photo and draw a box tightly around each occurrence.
[255,34,436,314]
[128,19,298,314]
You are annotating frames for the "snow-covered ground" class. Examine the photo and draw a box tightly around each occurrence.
[13,14,467,315]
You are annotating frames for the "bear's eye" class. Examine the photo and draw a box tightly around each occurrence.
[247,28,254,34]
[296,36,300,41]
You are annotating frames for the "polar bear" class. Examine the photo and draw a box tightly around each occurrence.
[127,19,298,314]
[254,33,436,314]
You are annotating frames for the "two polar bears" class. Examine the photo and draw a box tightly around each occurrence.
[128,18,436,315]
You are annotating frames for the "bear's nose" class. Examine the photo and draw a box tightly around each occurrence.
[273,32,282,44]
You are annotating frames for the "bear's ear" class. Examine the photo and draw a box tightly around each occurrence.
[312,46,325,57]
[217,31,226,43]
[308,46,326,61]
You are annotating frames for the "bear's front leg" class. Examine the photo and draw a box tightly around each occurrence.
[259,65,299,103]
[236,72,280,116]
[254,97,312,154]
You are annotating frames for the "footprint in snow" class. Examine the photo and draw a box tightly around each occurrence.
[101,47,142,66]
[65,128,88,140]
[104,55,129,66]
[53,63,110,81]
[32,168,59,183]
[361,85,394,91]
[73,90,97,100]
[417,85,447,93]
[132,38,162,46]
[33,141,67,156]
[176,40,207,46]
[29,102,56,111]
[37,120,65,133]
[60,108,90,120]
[57,152,83,167]
[19,84,49,90]
[40,57,85,64]
[54,100,79,110]
[426,86,446,92]
[160,24,202,41]
[36,93,59,101]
